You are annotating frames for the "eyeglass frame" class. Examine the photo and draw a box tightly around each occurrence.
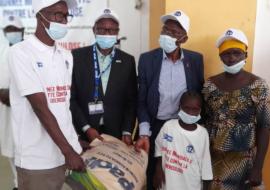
[95,27,120,35]
[161,25,186,39]
[41,11,73,23]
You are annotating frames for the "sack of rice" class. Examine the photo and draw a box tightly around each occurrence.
[70,134,148,190]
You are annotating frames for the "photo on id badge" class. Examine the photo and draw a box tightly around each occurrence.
[88,101,104,115]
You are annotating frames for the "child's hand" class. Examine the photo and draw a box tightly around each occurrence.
[153,158,165,190]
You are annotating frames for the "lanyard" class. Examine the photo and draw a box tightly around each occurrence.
[93,45,115,101]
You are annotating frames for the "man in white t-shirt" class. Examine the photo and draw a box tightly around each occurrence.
[0,15,24,190]
[154,91,212,190]
[8,1,85,189]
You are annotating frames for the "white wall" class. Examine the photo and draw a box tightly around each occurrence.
[108,0,149,63]
[253,0,270,84]
[0,0,150,63]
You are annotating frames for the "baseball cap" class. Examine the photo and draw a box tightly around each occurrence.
[94,8,119,24]
[32,0,78,14]
[216,28,248,48]
[2,15,24,29]
[161,10,190,33]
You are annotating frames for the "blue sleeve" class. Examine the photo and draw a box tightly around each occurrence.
[137,54,151,125]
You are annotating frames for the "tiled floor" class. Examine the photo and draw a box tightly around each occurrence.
[0,155,71,190]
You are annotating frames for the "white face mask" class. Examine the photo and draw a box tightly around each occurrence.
[39,13,68,40]
[45,22,68,40]
[159,34,178,53]
[223,60,246,74]
[95,35,117,49]
[178,109,201,124]
[5,32,23,45]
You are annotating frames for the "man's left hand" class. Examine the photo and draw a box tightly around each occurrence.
[248,166,262,187]
[122,135,133,146]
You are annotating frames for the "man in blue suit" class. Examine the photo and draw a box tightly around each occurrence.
[135,10,204,189]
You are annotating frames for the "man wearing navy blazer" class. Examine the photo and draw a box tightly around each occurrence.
[135,10,204,189]
[70,8,137,146]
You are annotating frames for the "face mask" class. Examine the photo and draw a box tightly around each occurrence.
[159,34,178,53]
[178,109,201,124]
[5,32,23,45]
[96,35,117,49]
[45,22,68,40]
[223,60,246,74]
[39,13,68,40]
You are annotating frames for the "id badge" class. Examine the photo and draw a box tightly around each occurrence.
[88,101,104,115]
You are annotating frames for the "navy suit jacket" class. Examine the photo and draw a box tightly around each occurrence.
[137,48,204,125]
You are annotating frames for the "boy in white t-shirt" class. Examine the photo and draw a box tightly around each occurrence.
[154,91,213,190]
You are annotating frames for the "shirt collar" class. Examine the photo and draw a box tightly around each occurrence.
[162,49,184,62]
[96,45,113,58]
[29,35,58,52]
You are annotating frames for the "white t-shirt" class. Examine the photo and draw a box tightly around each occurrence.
[155,119,213,190]
[8,35,82,170]
[0,39,14,158]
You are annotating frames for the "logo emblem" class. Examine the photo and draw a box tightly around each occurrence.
[186,144,194,153]
[37,62,43,68]
[226,30,233,36]
[174,11,181,17]
[104,9,111,14]
[163,133,173,142]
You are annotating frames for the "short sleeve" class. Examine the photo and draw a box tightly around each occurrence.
[202,79,216,101]
[8,46,43,96]
[0,45,9,88]
[201,129,213,180]
[155,127,164,157]
[252,79,270,128]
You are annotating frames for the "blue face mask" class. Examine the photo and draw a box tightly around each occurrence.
[39,13,68,40]
[45,22,68,40]
[223,60,246,74]
[178,109,201,124]
[5,32,23,45]
[95,35,117,49]
[159,34,177,53]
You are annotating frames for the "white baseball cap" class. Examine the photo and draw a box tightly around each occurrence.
[2,15,24,29]
[94,8,119,24]
[216,28,248,47]
[32,0,78,14]
[161,10,190,33]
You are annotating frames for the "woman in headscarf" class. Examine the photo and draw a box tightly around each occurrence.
[203,28,270,190]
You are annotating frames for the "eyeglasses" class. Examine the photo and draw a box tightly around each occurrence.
[95,27,119,35]
[161,26,186,38]
[43,11,73,23]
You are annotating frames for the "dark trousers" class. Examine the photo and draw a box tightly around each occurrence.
[147,119,167,190]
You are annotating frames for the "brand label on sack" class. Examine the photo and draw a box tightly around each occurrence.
[85,157,135,190]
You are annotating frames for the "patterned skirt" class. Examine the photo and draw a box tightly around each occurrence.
[209,149,256,190]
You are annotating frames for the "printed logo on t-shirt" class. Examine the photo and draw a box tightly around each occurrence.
[186,144,195,153]
[46,85,71,103]
[163,133,173,142]
[37,62,43,68]
[161,146,193,174]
